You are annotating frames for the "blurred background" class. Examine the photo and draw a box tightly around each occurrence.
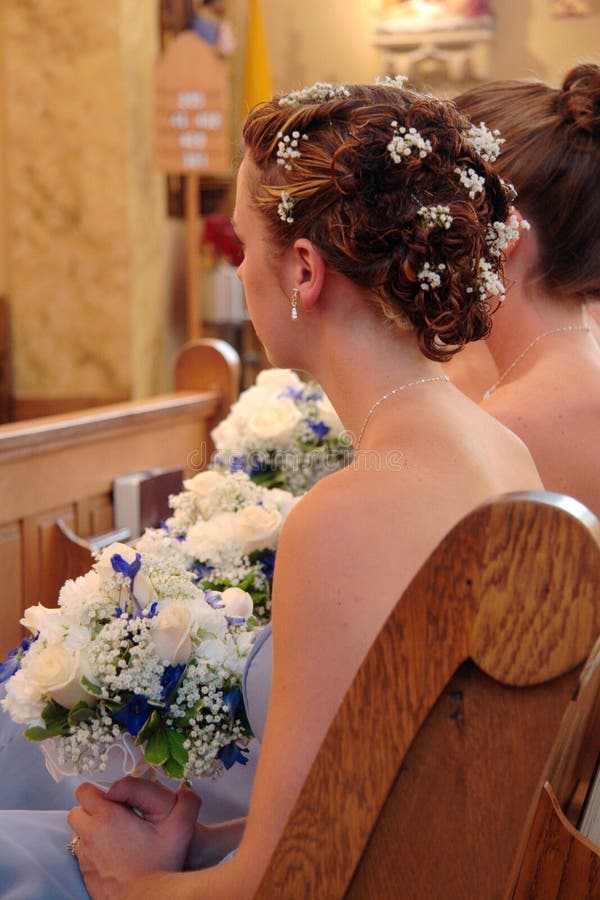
[0,0,598,420]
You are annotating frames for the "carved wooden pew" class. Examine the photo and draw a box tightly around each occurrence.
[0,339,240,658]
[255,491,600,899]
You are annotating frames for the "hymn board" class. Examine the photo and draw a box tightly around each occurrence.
[156,31,231,339]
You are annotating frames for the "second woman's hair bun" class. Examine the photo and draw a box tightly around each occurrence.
[557,63,600,136]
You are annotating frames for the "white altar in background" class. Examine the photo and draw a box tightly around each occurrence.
[372,0,495,87]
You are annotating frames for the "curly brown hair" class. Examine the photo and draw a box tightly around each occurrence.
[455,64,600,302]
[242,82,512,361]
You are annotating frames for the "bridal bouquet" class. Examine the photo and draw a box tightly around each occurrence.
[137,470,296,624]
[0,543,255,782]
[210,368,353,494]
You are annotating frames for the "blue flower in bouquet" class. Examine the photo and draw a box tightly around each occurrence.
[210,368,354,495]
[137,471,297,624]
[0,542,256,782]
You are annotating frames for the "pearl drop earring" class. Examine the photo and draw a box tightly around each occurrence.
[291,287,299,321]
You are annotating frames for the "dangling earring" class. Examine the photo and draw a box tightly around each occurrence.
[290,287,299,321]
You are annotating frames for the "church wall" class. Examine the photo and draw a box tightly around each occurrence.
[0,0,165,417]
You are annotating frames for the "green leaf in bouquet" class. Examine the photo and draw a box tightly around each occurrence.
[23,726,53,742]
[67,702,96,727]
[250,469,285,488]
[162,756,185,780]
[245,614,259,630]
[42,700,69,725]
[167,728,189,767]
[144,727,170,766]
[135,710,163,746]
[80,675,103,697]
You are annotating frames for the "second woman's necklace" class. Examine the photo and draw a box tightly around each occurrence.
[482,325,591,400]
[354,375,450,451]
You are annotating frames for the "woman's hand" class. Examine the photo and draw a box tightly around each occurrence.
[67,778,201,899]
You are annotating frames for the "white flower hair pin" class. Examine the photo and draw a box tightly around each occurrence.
[388,121,432,163]
[476,258,506,302]
[278,191,296,223]
[486,212,530,257]
[279,82,351,108]
[466,122,504,162]
[418,205,453,231]
[375,74,409,89]
[418,262,446,291]
[276,130,309,171]
[454,166,485,199]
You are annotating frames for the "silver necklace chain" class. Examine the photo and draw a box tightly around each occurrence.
[482,325,592,400]
[354,375,450,451]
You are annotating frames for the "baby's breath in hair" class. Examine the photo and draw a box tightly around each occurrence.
[466,121,504,162]
[388,121,432,163]
[375,74,409,89]
[418,205,453,231]
[278,82,351,108]
[276,130,309,171]
[486,212,530,257]
[454,166,485,198]
[418,262,446,291]
[277,190,296,223]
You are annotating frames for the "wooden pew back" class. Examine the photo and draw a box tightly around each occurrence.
[255,491,600,900]
[0,339,239,657]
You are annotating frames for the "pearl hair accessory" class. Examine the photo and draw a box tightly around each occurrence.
[482,325,592,399]
[355,376,450,450]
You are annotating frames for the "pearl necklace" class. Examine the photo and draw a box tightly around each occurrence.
[354,375,450,451]
[482,325,592,400]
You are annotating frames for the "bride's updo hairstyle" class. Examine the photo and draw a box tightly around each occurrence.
[455,64,600,301]
[242,79,514,361]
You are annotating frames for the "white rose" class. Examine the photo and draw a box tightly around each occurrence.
[234,505,282,553]
[150,601,193,665]
[219,588,253,620]
[183,470,226,498]
[267,488,298,519]
[247,398,303,449]
[316,396,344,437]
[97,542,138,573]
[20,604,65,640]
[131,572,156,610]
[1,669,45,725]
[183,470,228,519]
[232,385,272,416]
[211,417,243,451]
[196,638,227,667]
[26,645,92,709]
[193,600,228,639]
[183,512,240,565]
[255,368,303,393]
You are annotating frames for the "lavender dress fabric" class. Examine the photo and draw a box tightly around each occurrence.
[0,626,273,898]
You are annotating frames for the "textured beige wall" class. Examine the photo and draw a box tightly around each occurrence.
[1,0,164,402]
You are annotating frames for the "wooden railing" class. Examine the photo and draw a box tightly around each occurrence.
[0,339,240,657]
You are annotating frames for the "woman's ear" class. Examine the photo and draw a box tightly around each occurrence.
[290,239,326,310]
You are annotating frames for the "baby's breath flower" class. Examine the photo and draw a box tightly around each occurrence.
[466,121,504,162]
[388,121,432,163]
[454,166,485,199]
[278,82,351,107]
[418,205,453,231]
[277,190,296,223]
